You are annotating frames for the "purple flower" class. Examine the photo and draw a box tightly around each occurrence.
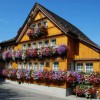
[56,44,69,55]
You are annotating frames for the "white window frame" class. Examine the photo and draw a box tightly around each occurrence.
[27,62,32,70]
[8,62,12,69]
[22,62,27,69]
[33,62,38,71]
[51,38,56,46]
[32,42,37,49]
[22,44,27,50]
[44,40,49,47]
[39,62,44,70]
[85,63,93,73]
[27,43,31,49]
[52,62,59,71]
[18,63,22,69]
[38,41,42,48]
[75,63,83,72]
[43,20,48,28]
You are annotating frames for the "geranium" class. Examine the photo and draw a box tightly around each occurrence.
[45,70,53,80]
[66,71,77,83]
[76,73,85,83]
[30,70,35,79]
[2,69,7,76]
[34,70,45,80]
[26,48,38,58]
[88,72,100,85]
[33,26,47,38]
[27,29,34,38]
[25,69,30,79]
[2,51,9,60]
[10,69,17,78]
[16,69,25,79]
[52,70,66,81]
[73,84,96,97]
[56,44,69,56]
[41,47,52,57]
[15,50,22,60]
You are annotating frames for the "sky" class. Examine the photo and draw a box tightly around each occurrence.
[0,0,100,45]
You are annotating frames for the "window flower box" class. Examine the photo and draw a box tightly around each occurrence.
[26,48,38,59]
[27,26,48,39]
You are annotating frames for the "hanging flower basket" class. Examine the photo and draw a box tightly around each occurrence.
[56,44,69,56]
[33,26,48,39]
[26,48,38,59]
[27,29,34,38]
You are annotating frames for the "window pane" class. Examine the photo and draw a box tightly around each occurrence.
[86,63,93,73]
[43,21,47,28]
[53,62,59,71]
[51,39,56,46]
[30,24,36,28]
[38,23,41,27]
[39,62,44,70]
[22,44,26,49]
[34,63,38,71]
[38,42,42,48]
[32,42,36,48]
[28,44,31,48]
[76,63,83,72]
[18,63,21,69]
[44,40,49,47]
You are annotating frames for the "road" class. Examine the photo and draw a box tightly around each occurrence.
[0,79,67,100]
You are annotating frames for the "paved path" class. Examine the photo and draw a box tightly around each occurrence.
[0,79,67,100]
[0,79,97,100]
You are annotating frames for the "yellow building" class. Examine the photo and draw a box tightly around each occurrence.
[0,3,100,97]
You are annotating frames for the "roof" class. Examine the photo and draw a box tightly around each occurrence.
[37,3,100,49]
[0,3,100,51]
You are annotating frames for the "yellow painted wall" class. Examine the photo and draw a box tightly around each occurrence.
[75,42,99,59]
[20,11,62,43]
[34,11,45,20]
[93,62,100,72]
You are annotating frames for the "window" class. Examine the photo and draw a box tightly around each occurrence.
[44,40,49,47]
[32,42,36,49]
[23,63,27,69]
[53,62,59,71]
[28,62,32,70]
[43,21,47,28]
[46,62,49,67]
[9,63,12,68]
[30,24,36,29]
[86,63,93,73]
[38,41,42,48]
[38,23,41,27]
[33,62,38,71]
[27,43,31,49]
[39,62,44,70]
[22,44,26,50]
[51,39,56,46]
[76,63,83,72]
[69,62,74,71]
[18,63,22,69]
